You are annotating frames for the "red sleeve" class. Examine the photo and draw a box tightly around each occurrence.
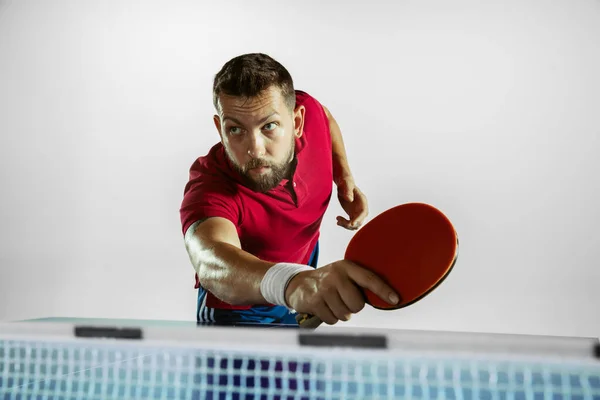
[295,90,326,118]
[293,90,331,151]
[179,163,242,237]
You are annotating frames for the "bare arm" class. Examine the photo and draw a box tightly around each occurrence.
[322,104,369,229]
[184,217,398,324]
[184,217,275,305]
[323,105,353,185]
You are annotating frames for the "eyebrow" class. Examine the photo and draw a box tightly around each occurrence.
[222,112,279,126]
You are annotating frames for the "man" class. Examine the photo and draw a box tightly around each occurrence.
[180,53,399,326]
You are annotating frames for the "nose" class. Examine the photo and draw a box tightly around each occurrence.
[247,131,266,158]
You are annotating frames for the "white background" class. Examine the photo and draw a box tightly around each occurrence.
[1,0,598,339]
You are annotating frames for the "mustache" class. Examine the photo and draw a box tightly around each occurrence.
[244,158,270,170]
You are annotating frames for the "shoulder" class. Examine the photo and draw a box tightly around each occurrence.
[294,89,329,128]
[180,144,243,235]
[295,90,326,113]
[188,144,235,188]
[183,143,241,207]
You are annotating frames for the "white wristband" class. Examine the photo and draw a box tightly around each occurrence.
[260,263,314,308]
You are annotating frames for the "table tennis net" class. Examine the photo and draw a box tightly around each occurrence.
[2,335,600,400]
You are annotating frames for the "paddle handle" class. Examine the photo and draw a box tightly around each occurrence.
[295,312,323,329]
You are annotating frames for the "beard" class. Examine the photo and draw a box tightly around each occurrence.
[226,138,296,193]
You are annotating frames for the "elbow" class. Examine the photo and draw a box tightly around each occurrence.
[196,263,250,306]
[219,292,250,306]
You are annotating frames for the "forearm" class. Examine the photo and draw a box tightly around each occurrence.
[325,106,353,183]
[188,240,274,306]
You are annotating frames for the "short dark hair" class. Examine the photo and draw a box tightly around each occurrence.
[212,53,296,113]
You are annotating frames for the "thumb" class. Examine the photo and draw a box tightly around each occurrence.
[339,183,354,202]
[346,187,354,202]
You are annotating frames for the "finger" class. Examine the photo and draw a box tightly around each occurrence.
[349,194,369,228]
[337,280,366,314]
[337,185,354,202]
[357,188,368,210]
[346,263,400,306]
[337,216,358,230]
[323,289,353,321]
[348,207,368,228]
[313,303,339,325]
[336,216,350,226]
[337,191,353,203]
[344,218,361,230]
[345,187,354,202]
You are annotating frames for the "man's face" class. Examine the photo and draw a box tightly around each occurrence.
[214,86,305,192]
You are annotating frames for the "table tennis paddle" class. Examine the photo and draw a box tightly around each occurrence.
[295,202,458,329]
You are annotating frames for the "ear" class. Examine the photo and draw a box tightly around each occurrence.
[293,105,305,139]
[213,115,224,143]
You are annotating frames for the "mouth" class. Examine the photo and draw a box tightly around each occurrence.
[248,166,270,174]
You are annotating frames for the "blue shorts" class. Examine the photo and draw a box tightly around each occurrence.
[196,242,320,325]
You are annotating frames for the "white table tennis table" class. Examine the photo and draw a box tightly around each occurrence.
[1,317,599,399]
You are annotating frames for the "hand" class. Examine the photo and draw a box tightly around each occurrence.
[284,260,400,325]
[336,176,369,230]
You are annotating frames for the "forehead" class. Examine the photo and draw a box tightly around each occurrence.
[217,86,288,120]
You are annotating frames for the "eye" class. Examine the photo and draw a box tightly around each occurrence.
[228,126,242,135]
[263,122,277,131]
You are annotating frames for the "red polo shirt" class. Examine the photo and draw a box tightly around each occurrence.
[180,90,333,310]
